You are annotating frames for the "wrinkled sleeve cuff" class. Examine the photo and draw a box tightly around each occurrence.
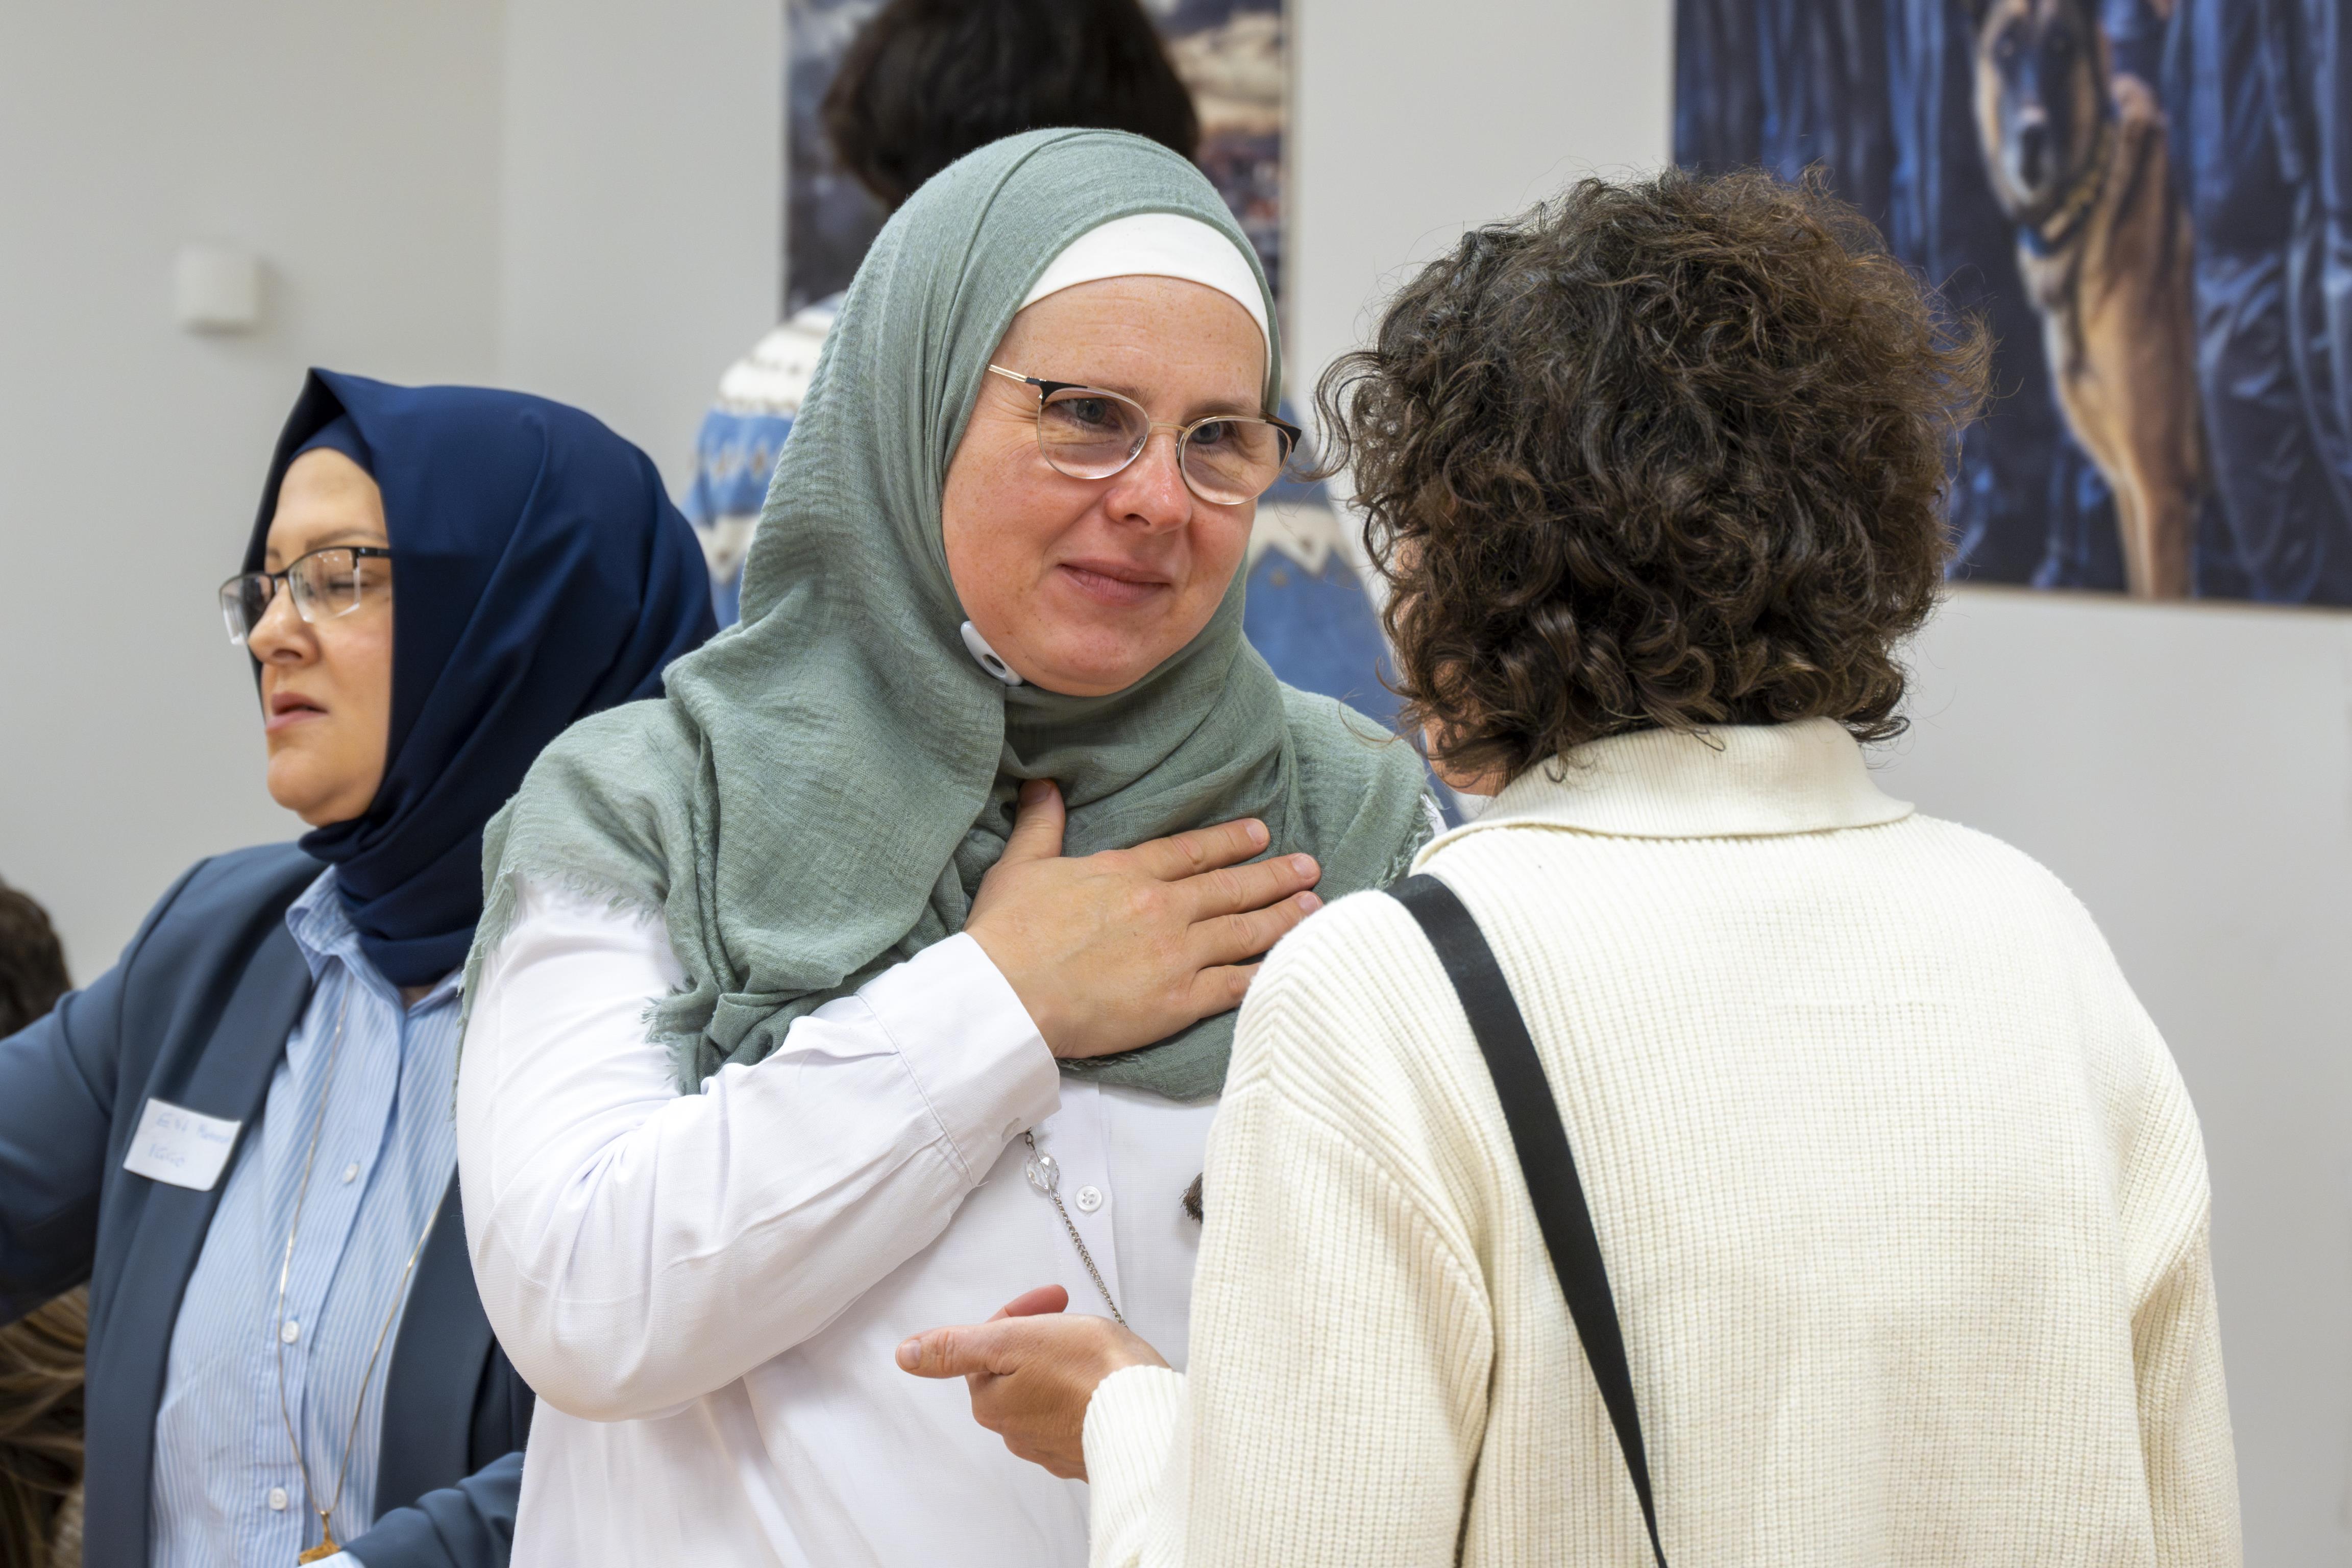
[860,932,1061,1184]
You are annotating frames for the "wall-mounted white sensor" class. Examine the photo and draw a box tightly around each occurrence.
[174,243,262,333]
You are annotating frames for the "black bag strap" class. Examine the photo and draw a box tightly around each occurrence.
[1388,873,1668,1568]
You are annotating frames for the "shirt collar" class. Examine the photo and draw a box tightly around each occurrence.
[284,867,462,1008]
[1417,718,1912,865]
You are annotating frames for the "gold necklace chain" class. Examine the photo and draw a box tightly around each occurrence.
[1021,1130,1124,1326]
[272,986,442,1564]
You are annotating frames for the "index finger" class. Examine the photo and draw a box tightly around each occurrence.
[1120,817,1271,883]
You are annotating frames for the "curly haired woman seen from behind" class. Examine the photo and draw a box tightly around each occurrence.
[908,167,2241,1568]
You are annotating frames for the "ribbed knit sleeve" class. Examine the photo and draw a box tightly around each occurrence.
[1083,1365,1189,1566]
[2133,1221,2239,1568]
[2058,903,2240,1567]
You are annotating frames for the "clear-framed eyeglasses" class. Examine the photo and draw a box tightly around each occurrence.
[986,364,1302,507]
[217,546,394,646]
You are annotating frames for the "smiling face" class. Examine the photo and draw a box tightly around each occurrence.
[941,275,1267,697]
[247,448,394,825]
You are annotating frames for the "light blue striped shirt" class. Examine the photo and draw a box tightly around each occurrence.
[151,868,462,1567]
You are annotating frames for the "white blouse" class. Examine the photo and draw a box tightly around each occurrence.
[456,879,1219,1568]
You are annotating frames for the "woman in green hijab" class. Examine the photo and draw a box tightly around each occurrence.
[454,129,1429,1568]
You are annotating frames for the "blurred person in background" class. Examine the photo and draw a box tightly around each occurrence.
[905,169,2241,1567]
[687,0,1199,622]
[0,372,714,1568]
[456,129,1432,1568]
[0,880,79,1568]
[0,883,70,1036]
[690,0,1405,740]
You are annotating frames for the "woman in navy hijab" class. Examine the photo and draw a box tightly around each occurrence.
[0,369,713,1568]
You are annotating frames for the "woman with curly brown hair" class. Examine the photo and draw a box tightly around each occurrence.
[903,166,2243,1567]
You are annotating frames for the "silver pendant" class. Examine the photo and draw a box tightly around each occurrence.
[1020,1131,1123,1326]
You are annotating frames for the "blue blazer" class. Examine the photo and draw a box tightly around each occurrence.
[0,844,532,1568]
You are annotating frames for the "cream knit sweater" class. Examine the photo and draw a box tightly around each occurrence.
[1081,720,2239,1567]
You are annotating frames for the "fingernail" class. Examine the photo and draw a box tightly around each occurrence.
[896,1338,922,1370]
[1290,854,1317,877]
[1020,779,1047,803]
[1244,820,1268,847]
[1297,892,1323,913]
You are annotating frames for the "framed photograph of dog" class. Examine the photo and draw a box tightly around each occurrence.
[1675,0,2352,606]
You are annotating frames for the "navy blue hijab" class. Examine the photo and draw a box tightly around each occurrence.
[247,370,717,986]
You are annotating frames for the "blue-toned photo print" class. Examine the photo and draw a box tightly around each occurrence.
[1678,0,2352,605]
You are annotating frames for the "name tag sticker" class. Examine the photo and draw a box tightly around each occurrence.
[121,1098,242,1191]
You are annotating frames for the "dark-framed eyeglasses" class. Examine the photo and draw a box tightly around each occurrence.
[218,546,395,646]
[986,364,1301,507]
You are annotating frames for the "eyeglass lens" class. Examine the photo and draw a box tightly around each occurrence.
[218,550,383,645]
[1036,388,1290,505]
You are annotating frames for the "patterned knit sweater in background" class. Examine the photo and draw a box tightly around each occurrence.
[1082,720,2239,1567]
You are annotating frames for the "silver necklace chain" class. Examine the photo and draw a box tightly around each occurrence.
[1021,1131,1124,1326]
[273,985,440,1563]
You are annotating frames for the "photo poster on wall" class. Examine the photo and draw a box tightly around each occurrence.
[1676,0,2352,607]
[784,0,1411,736]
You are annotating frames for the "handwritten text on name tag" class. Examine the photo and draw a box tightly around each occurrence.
[122,1098,242,1191]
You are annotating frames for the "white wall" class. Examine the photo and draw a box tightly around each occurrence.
[497,0,782,486]
[1289,0,1674,410]
[3,2,2345,1558]
[0,0,506,978]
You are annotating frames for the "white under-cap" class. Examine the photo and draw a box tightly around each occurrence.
[1019,212,1269,345]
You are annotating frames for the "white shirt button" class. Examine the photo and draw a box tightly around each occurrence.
[280,1319,301,1344]
[268,1486,289,1511]
[1073,1184,1104,1214]
[341,1162,360,1184]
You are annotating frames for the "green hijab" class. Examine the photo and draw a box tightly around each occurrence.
[468,128,1430,1101]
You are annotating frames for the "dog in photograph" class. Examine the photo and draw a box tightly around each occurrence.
[1970,0,2204,598]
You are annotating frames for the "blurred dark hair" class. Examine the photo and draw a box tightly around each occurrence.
[1317,166,1991,782]
[0,1292,84,1568]
[823,0,1199,211]
[0,878,77,1568]
[0,880,67,1037]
